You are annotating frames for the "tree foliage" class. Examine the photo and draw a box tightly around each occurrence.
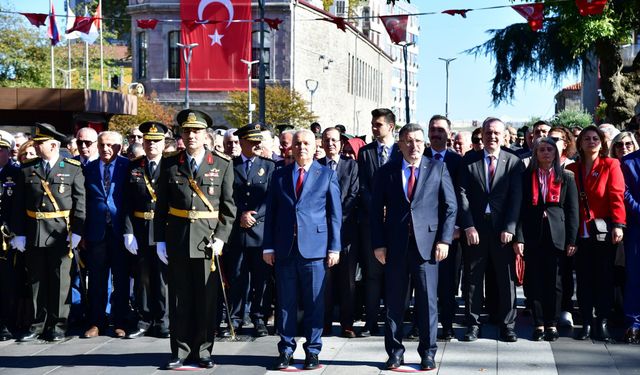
[468,0,640,126]
[224,85,316,129]
[109,94,177,135]
[550,109,593,129]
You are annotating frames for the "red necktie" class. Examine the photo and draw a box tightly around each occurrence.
[488,155,496,188]
[295,167,305,198]
[407,166,416,202]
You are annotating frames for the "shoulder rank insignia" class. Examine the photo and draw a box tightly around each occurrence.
[64,158,81,167]
[21,157,41,168]
[163,150,181,159]
[212,150,231,161]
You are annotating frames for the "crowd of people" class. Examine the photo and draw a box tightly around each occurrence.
[0,109,639,371]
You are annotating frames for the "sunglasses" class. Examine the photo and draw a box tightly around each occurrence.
[614,141,634,148]
[550,136,564,143]
[76,140,95,147]
[472,137,482,144]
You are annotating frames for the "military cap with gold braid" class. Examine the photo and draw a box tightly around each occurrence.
[0,130,13,149]
[139,121,168,141]
[176,109,213,130]
[235,123,264,142]
[33,123,67,143]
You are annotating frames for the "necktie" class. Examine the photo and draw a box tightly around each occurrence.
[149,161,157,176]
[488,155,496,189]
[407,166,416,202]
[329,160,337,171]
[44,162,51,176]
[295,167,305,198]
[434,153,443,161]
[190,158,197,176]
[245,159,252,176]
[380,146,388,166]
[103,163,111,193]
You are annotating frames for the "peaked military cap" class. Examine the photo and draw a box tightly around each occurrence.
[176,109,213,130]
[0,130,14,149]
[335,124,346,134]
[33,122,67,143]
[236,123,264,142]
[139,121,169,141]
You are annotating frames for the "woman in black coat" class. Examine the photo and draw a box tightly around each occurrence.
[514,137,579,341]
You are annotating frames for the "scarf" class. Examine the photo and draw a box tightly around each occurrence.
[532,168,561,206]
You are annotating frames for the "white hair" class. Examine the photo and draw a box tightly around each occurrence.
[76,127,98,140]
[98,131,123,145]
[224,128,238,140]
[294,129,316,141]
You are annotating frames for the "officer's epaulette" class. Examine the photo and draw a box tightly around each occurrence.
[64,158,82,167]
[162,150,181,159]
[21,157,41,168]
[258,156,276,164]
[213,150,231,162]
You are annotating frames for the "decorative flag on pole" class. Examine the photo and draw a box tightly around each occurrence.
[137,19,159,30]
[441,9,472,18]
[263,18,283,31]
[48,3,60,46]
[512,3,545,32]
[575,0,607,16]
[21,13,48,27]
[65,2,80,40]
[379,15,408,44]
[323,16,347,32]
[180,0,251,91]
[67,16,95,34]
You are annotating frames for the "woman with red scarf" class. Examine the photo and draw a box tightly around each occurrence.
[514,138,579,341]
[567,125,626,343]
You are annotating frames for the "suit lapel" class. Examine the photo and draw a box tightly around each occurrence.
[491,152,507,192]
[234,157,247,182]
[299,162,319,202]
[473,156,487,193]
[283,164,295,201]
[412,157,432,205]
[178,151,192,179]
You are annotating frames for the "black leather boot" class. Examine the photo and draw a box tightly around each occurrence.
[597,318,615,343]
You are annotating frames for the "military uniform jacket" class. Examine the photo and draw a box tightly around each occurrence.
[124,157,161,247]
[12,157,86,248]
[0,163,20,233]
[228,156,275,248]
[154,149,236,259]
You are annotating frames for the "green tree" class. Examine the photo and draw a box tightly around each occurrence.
[469,0,640,126]
[551,109,594,129]
[224,85,316,129]
[109,94,177,135]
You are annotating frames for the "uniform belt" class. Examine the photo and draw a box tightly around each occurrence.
[26,210,70,220]
[133,211,155,220]
[168,207,218,220]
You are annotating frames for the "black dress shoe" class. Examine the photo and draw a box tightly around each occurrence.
[532,328,545,341]
[0,327,13,341]
[544,328,559,342]
[438,327,455,341]
[49,332,66,342]
[463,325,480,342]
[575,325,592,340]
[406,325,419,339]
[218,326,237,338]
[385,355,404,369]
[18,332,40,342]
[273,352,293,370]
[157,329,170,339]
[198,356,215,368]
[500,328,518,342]
[254,322,268,337]
[420,356,436,371]
[596,319,615,343]
[624,327,640,344]
[303,353,320,370]
[126,328,147,339]
[164,357,184,370]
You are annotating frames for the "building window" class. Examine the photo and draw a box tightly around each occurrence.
[252,30,271,79]
[137,32,147,79]
[168,31,181,79]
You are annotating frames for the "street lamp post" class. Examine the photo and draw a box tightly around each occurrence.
[438,57,456,118]
[177,42,199,109]
[305,79,319,113]
[401,42,415,124]
[241,59,259,123]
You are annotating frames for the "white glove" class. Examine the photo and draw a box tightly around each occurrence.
[157,242,168,264]
[123,234,139,255]
[211,238,224,256]
[69,233,82,249]
[11,236,26,252]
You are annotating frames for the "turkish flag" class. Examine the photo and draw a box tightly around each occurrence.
[21,13,48,27]
[512,4,545,32]
[379,15,408,44]
[137,19,159,30]
[575,0,607,16]
[67,16,96,34]
[180,0,251,91]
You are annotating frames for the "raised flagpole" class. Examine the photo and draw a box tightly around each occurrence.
[84,5,89,89]
[98,0,104,90]
[50,0,55,88]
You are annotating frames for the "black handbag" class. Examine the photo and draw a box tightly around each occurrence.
[577,169,610,242]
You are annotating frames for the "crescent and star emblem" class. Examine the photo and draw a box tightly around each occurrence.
[198,0,235,46]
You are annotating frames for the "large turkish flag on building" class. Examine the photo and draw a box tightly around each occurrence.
[180,0,251,91]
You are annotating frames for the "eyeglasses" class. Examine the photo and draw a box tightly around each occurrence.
[550,136,564,143]
[128,135,143,140]
[472,137,482,144]
[76,140,95,147]
[614,141,635,148]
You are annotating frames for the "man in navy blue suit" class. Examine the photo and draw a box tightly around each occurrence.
[263,129,342,370]
[82,131,131,339]
[371,123,457,371]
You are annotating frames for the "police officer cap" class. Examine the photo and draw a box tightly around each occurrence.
[0,130,15,149]
[176,109,213,130]
[139,121,168,141]
[33,123,67,143]
[236,123,264,142]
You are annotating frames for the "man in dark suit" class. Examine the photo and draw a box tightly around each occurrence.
[358,108,401,336]
[425,115,463,340]
[82,131,130,339]
[0,133,21,341]
[371,123,457,370]
[123,121,169,339]
[224,123,275,338]
[263,129,341,370]
[458,117,524,342]
[74,127,99,166]
[154,110,236,369]
[11,123,86,342]
[319,127,359,338]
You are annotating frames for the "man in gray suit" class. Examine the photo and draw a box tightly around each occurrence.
[458,117,524,342]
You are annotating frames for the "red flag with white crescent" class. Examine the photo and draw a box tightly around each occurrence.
[512,3,545,32]
[575,0,607,16]
[379,15,408,44]
[180,0,251,91]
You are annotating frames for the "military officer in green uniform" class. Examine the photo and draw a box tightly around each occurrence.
[123,121,170,339]
[11,123,86,342]
[154,110,236,369]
